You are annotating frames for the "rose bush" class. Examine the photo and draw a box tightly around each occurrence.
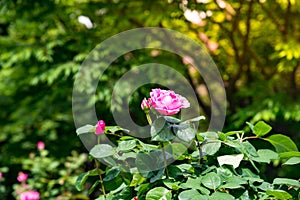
[76,89,300,200]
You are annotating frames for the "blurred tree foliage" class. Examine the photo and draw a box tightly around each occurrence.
[0,0,300,196]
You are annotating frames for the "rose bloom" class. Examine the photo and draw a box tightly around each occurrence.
[150,89,190,116]
[95,120,106,135]
[20,191,40,200]
[17,172,28,183]
[37,141,45,150]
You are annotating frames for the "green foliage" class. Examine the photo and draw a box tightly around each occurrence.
[12,145,89,199]
[76,118,300,199]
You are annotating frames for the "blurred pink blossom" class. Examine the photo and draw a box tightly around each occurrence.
[17,172,28,182]
[95,120,106,135]
[0,172,2,180]
[20,190,40,200]
[150,89,190,116]
[37,141,45,150]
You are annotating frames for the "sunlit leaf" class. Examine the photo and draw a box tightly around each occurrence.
[90,144,115,159]
[146,187,172,200]
[217,154,244,168]
[76,124,94,135]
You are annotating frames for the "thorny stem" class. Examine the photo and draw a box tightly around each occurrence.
[94,158,106,196]
[160,142,169,179]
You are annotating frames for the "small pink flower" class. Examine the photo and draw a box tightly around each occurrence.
[95,120,106,135]
[0,172,2,180]
[141,98,151,111]
[20,190,40,200]
[17,172,28,183]
[150,89,190,116]
[37,141,45,150]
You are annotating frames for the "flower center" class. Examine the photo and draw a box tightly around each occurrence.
[162,95,173,105]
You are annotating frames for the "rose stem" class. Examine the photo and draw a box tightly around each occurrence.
[195,135,203,164]
[94,158,106,196]
[160,142,169,179]
[145,111,152,125]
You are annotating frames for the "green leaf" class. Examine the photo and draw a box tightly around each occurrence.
[201,172,221,190]
[246,122,255,132]
[130,172,147,186]
[273,178,300,187]
[202,140,221,155]
[164,116,181,123]
[283,157,300,165]
[151,117,166,135]
[165,143,187,160]
[88,180,100,195]
[75,172,88,191]
[75,169,100,191]
[184,115,206,123]
[150,168,165,183]
[174,124,196,143]
[113,185,132,199]
[163,179,181,190]
[146,187,172,200]
[151,117,175,142]
[224,130,244,136]
[90,144,115,159]
[253,121,272,137]
[102,157,117,166]
[251,149,278,163]
[241,168,260,179]
[221,176,247,189]
[209,192,234,200]
[139,141,159,151]
[76,124,94,136]
[137,183,151,198]
[242,141,258,157]
[103,167,121,182]
[217,154,244,168]
[265,134,298,153]
[257,182,273,191]
[103,176,123,191]
[117,140,136,152]
[218,132,227,141]
[266,190,293,200]
[178,189,207,200]
[180,177,202,189]
[279,151,300,159]
[200,132,219,139]
[105,126,128,133]
[136,150,172,178]
[167,165,183,179]
[180,177,210,195]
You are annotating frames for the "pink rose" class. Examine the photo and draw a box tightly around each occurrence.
[150,89,190,116]
[37,141,45,150]
[95,120,106,135]
[20,191,40,200]
[141,98,152,111]
[17,172,28,183]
